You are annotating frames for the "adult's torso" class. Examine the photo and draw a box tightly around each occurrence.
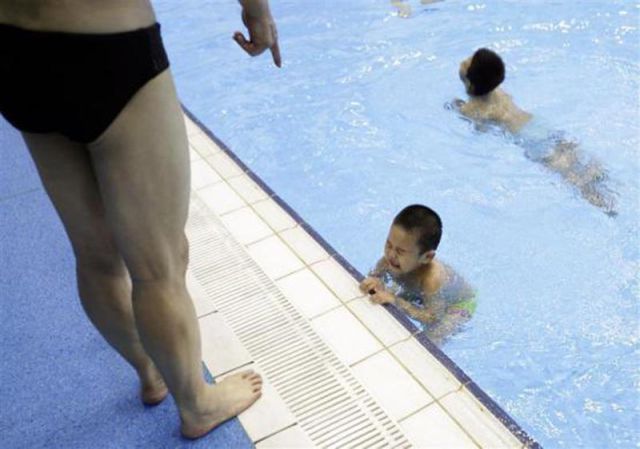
[0,0,156,32]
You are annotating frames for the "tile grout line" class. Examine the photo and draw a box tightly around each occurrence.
[251,422,300,446]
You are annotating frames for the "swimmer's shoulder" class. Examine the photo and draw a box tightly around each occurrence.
[460,89,507,121]
[419,260,447,297]
[487,90,532,132]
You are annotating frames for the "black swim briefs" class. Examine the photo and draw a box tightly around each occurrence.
[0,22,169,143]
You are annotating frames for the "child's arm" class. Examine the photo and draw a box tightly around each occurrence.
[369,287,446,325]
[394,296,445,324]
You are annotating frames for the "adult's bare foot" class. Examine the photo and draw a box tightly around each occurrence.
[180,370,263,440]
[140,363,169,406]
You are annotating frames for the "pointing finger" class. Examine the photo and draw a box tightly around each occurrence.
[270,40,282,67]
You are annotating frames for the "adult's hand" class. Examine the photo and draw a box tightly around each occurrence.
[233,0,281,67]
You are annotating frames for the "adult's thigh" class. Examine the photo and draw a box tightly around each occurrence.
[22,132,125,274]
[88,69,191,282]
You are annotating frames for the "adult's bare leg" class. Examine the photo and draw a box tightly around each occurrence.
[22,132,168,405]
[88,69,261,438]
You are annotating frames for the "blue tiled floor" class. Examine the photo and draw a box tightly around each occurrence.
[0,118,253,448]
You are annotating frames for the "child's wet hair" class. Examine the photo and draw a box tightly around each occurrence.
[393,205,442,254]
[466,48,505,96]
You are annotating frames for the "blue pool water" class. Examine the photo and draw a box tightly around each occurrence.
[155,1,639,447]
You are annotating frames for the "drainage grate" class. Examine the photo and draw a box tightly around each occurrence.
[187,195,411,449]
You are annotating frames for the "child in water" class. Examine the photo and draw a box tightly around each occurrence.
[359,205,475,344]
[454,48,617,215]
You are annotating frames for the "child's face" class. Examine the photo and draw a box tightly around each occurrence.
[384,224,432,275]
[459,56,473,94]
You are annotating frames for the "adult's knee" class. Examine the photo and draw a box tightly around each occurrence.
[126,235,189,283]
[75,247,127,278]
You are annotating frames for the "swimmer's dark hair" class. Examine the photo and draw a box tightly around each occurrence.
[393,205,442,254]
[466,48,505,96]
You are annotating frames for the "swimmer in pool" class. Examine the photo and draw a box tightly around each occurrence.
[453,48,617,215]
[359,205,476,345]
[390,0,444,19]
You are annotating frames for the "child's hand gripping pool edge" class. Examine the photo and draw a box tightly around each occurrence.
[359,276,397,305]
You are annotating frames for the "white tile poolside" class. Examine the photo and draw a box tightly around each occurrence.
[310,306,383,366]
[199,312,253,377]
[350,350,433,421]
[440,388,523,449]
[190,158,222,190]
[310,258,363,302]
[275,268,342,319]
[400,402,479,449]
[186,270,217,317]
[246,234,306,280]
[252,198,297,232]
[228,174,269,204]
[279,226,331,265]
[220,206,273,245]
[347,296,411,347]
[184,114,529,448]
[390,337,463,399]
[199,181,245,215]
[189,131,219,158]
[206,151,244,179]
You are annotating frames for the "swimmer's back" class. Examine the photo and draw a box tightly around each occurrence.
[461,89,532,133]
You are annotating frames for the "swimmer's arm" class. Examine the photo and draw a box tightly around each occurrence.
[445,98,466,112]
[453,98,466,109]
[459,100,484,120]
[366,282,444,324]
[394,296,444,324]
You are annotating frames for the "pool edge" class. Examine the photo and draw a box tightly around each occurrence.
[182,104,542,449]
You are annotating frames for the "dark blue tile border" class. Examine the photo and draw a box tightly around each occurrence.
[183,105,541,449]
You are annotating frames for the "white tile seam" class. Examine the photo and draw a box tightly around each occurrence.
[385,338,468,403]
[241,224,335,272]
[310,300,442,408]
[213,360,257,379]
[250,199,299,232]
[439,388,522,449]
[396,386,498,449]
[196,309,218,320]
[252,423,300,446]
[432,399,485,449]
[194,177,224,192]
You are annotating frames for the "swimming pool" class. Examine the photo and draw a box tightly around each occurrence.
[155,0,639,447]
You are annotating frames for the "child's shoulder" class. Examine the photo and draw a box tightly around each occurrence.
[419,260,448,296]
[420,261,475,300]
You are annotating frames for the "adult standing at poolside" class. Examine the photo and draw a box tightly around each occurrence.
[0,0,280,439]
